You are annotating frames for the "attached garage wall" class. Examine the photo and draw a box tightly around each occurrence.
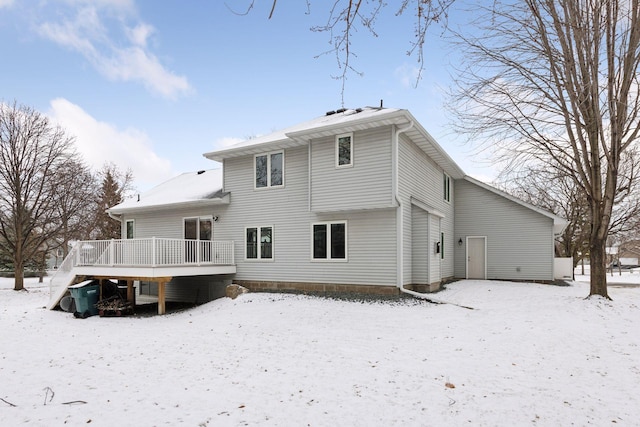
[454,179,555,281]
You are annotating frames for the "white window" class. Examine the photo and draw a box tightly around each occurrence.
[312,221,347,260]
[255,151,284,189]
[443,173,451,202]
[125,219,134,239]
[246,226,273,260]
[336,133,353,168]
[184,217,213,241]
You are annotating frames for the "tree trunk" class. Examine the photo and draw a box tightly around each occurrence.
[589,238,609,299]
[13,261,24,291]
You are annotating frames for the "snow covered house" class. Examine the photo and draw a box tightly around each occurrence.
[48,107,566,314]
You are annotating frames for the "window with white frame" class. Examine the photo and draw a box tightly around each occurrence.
[312,221,347,260]
[336,133,353,167]
[246,226,273,260]
[184,217,213,263]
[255,151,284,188]
[125,219,134,239]
[440,232,445,259]
[443,173,451,202]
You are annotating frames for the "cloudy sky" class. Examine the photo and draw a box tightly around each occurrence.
[0,0,495,191]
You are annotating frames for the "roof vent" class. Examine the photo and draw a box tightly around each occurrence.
[336,108,347,113]
[326,110,336,116]
[197,170,206,175]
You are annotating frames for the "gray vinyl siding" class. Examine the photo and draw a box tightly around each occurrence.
[398,134,455,285]
[120,206,220,240]
[217,145,397,286]
[454,179,554,281]
[411,205,428,284]
[429,214,442,284]
[310,127,393,212]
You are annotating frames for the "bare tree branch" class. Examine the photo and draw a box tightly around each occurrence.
[450,0,640,298]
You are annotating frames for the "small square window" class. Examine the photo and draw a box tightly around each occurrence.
[336,133,353,167]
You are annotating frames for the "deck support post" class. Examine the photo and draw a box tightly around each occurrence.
[126,280,134,304]
[158,280,166,315]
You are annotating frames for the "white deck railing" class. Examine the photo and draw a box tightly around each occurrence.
[47,238,235,309]
[75,238,235,267]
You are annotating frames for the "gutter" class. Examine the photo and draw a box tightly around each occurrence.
[108,210,122,222]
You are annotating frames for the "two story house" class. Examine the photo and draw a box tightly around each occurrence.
[48,107,566,314]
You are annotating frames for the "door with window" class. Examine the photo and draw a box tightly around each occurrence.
[466,236,486,279]
[184,217,213,263]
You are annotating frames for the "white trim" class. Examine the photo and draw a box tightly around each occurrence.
[310,221,348,262]
[335,132,354,168]
[465,236,487,280]
[410,196,445,218]
[244,225,275,262]
[254,151,285,190]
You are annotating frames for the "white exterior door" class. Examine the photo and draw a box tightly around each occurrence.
[467,236,486,279]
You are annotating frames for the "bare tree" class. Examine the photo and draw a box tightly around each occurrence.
[53,158,97,258]
[230,0,454,99]
[451,0,640,298]
[0,102,79,291]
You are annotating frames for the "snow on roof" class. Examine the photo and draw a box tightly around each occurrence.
[108,169,226,214]
[202,106,466,179]
[203,107,404,162]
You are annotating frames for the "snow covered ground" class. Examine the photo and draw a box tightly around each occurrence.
[1,275,639,426]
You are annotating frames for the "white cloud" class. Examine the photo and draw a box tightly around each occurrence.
[394,63,421,88]
[37,4,191,99]
[48,98,173,189]
[0,0,15,8]
[126,23,154,47]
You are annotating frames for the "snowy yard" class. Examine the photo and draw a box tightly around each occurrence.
[1,276,639,426]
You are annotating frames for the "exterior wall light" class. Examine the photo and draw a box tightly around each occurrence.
[458,238,463,246]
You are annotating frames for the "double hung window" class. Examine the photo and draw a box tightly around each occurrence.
[312,221,347,260]
[255,152,284,188]
[246,226,273,260]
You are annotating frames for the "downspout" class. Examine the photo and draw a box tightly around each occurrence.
[394,121,447,301]
[393,121,414,296]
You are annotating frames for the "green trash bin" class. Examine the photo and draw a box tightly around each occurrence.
[69,280,100,318]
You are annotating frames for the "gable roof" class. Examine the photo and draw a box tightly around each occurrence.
[203,107,466,179]
[463,176,568,234]
[108,169,228,215]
